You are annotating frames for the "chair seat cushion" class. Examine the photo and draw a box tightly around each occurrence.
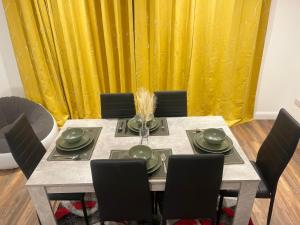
[0,97,55,156]
[48,193,85,201]
[221,161,271,198]
[0,97,54,140]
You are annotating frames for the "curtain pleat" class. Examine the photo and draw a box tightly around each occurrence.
[2,0,271,126]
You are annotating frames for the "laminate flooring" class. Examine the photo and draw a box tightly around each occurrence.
[0,120,299,225]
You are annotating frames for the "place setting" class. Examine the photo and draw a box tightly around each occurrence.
[186,128,244,165]
[115,89,169,137]
[47,127,102,161]
[109,144,172,178]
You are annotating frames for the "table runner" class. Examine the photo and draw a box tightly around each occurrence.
[47,127,102,161]
[115,117,169,137]
[186,130,244,165]
[109,148,172,179]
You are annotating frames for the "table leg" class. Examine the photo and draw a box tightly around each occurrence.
[232,181,259,225]
[27,186,57,225]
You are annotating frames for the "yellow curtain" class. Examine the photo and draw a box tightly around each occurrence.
[3,0,271,126]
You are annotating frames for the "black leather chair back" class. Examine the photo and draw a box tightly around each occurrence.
[256,108,300,193]
[90,159,152,222]
[100,93,136,118]
[154,91,187,117]
[162,154,224,220]
[4,114,46,179]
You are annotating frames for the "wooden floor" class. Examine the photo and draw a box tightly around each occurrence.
[0,120,299,225]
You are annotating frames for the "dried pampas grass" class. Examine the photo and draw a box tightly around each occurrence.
[135,88,156,121]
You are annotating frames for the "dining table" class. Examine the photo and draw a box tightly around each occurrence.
[26,116,260,225]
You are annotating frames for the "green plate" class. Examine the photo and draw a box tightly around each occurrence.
[147,151,159,170]
[194,133,233,151]
[193,138,232,154]
[127,118,160,132]
[57,133,90,149]
[120,151,161,174]
[147,153,162,174]
[127,122,159,133]
[127,118,160,133]
[57,136,93,152]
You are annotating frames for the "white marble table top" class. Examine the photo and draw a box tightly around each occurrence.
[26,116,260,188]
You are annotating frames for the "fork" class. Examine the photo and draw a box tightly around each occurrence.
[118,121,124,132]
[161,153,167,173]
[192,128,203,133]
[161,120,165,130]
[53,154,81,160]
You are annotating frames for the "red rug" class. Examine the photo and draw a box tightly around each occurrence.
[173,208,253,225]
[55,201,253,225]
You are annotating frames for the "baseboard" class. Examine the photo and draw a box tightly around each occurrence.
[254,111,278,120]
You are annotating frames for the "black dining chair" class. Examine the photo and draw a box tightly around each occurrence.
[157,154,224,225]
[4,114,89,225]
[219,108,300,225]
[154,91,187,117]
[100,93,136,118]
[90,159,153,224]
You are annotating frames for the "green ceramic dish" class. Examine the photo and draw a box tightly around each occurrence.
[120,150,161,174]
[62,128,84,144]
[193,135,233,154]
[147,154,162,174]
[128,145,153,160]
[203,128,226,145]
[193,138,232,154]
[56,134,93,152]
[127,117,159,130]
[146,151,159,170]
[193,133,233,153]
[127,122,160,133]
[194,133,230,151]
[57,133,90,149]
[194,133,233,151]
[121,151,159,170]
[127,118,160,133]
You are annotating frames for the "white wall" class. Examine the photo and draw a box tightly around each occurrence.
[0,55,11,97]
[255,0,300,121]
[0,0,24,97]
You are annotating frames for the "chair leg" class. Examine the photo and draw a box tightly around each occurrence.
[152,192,157,214]
[211,218,216,225]
[266,195,276,225]
[216,195,224,225]
[81,196,89,225]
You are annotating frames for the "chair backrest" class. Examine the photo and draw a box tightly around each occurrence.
[162,154,224,220]
[154,91,187,117]
[90,159,152,222]
[100,93,136,118]
[4,114,46,179]
[256,108,300,193]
